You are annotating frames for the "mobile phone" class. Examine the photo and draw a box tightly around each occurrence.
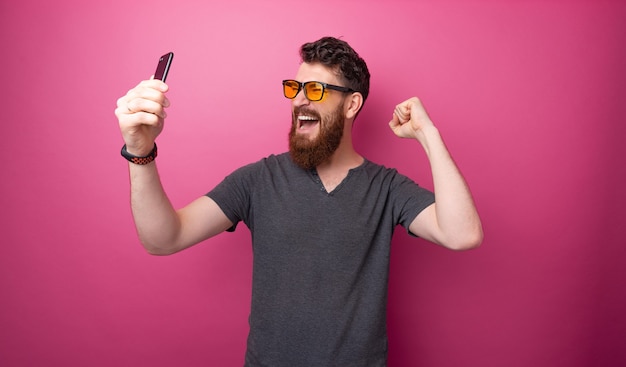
[154,52,174,82]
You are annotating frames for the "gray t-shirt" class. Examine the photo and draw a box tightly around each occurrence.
[207,153,435,367]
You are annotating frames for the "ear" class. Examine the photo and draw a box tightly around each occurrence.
[344,92,364,120]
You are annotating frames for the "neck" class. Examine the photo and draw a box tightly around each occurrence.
[314,142,362,192]
[316,124,363,173]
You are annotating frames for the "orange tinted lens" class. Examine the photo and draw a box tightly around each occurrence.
[305,82,324,101]
[283,81,300,98]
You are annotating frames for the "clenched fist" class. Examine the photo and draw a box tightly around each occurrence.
[389,97,435,141]
[115,79,170,156]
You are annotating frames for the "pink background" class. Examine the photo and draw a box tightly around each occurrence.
[1,0,625,366]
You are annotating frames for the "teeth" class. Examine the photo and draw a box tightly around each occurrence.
[298,115,317,121]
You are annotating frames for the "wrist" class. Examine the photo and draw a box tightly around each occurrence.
[415,126,443,157]
[121,143,158,165]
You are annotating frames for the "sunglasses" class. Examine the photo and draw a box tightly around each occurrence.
[282,79,356,102]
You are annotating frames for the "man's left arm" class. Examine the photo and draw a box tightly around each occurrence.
[389,97,483,250]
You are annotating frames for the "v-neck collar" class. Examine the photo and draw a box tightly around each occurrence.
[307,159,368,195]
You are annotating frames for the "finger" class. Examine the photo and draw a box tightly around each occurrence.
[131,79,169,97]
[131,82,168,101]
[389,111,404,130]
[394,105,409,124]
[116,96,128,110]
[135,111,164,127]
[125,87,168,112]
[408,98,432,124]
[130,99,168,118]
[121,109,163,130]
[116,96,136,117]
[389,112,400,128]
[393,106,401,120]
[144,78,169,92]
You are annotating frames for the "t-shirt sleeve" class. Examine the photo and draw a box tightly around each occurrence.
[391,172,435,235]
[206,162,258,232]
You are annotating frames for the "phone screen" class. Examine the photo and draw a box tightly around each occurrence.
[154,52,174,82]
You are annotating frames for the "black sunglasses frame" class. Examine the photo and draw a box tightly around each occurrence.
[282,79,356,101]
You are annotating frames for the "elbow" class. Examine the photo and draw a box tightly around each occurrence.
[136,227,185,255]
[444,226,484,251]
[451,235,483,251]
[140,238,181,256]
[145,246,178,256]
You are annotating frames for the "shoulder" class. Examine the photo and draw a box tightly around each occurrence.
[230,152,291,173]
[223,152,301,184]
[359,159,412,186]
[357,159,434,201]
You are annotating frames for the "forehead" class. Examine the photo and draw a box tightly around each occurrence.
[295,62,340,84]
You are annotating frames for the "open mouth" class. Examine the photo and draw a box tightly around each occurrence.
[297,114,319,130]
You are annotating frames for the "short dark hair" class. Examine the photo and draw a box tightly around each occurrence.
[299,36,370,104]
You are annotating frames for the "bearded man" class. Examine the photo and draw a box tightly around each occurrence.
[115,36,483,367]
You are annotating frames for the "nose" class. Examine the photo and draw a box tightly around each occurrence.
[291,88,310,108]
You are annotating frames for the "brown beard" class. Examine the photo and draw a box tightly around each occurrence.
[288,104,345,170]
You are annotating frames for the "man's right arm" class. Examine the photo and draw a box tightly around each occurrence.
[116,79,233,255]
[128,162,233,255]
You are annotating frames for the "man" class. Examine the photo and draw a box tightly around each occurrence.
[115,36,482,367]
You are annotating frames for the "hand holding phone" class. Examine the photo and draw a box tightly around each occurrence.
[154,52,174,82]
